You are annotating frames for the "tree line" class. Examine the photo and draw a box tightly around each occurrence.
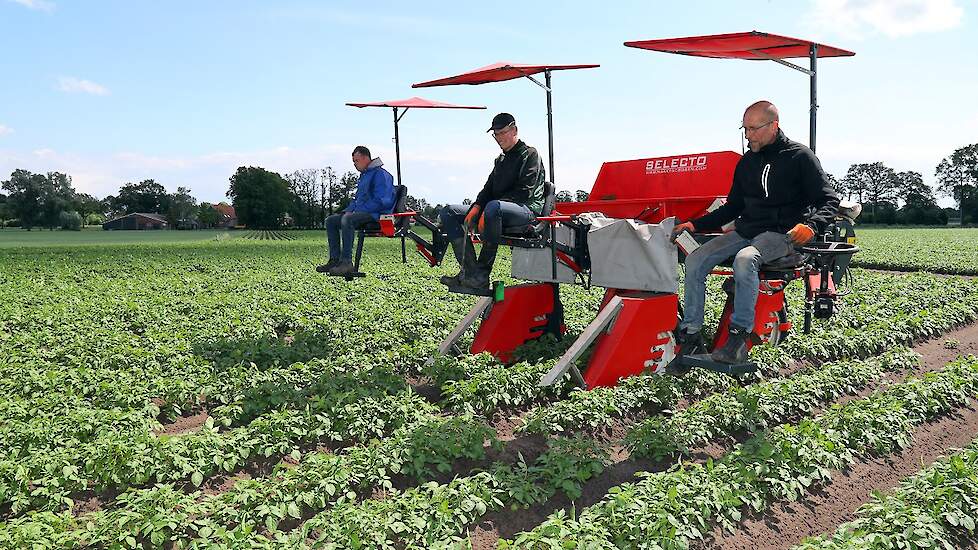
[2,143,975,230]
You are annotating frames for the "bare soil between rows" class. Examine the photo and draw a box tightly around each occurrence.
[470,321,978,548]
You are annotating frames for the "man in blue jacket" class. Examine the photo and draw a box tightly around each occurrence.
[318,145,395,276]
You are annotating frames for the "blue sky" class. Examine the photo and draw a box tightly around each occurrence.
[1,0,975,207]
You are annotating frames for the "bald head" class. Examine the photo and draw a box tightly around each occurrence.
[742,100,780,153]
[745,100,779,122]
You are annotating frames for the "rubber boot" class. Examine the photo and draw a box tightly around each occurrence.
[711,326,750,364]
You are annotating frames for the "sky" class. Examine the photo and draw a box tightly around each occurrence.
[1,0,976,207]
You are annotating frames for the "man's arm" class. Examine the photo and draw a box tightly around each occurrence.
[799,151,840,232]
[691,164,746,231]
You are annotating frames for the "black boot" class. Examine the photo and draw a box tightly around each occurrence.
[676,327,706,356]
[711,326,750,364]
[666,327,705,376]
[460,242,497,291]
[440,237,476,287]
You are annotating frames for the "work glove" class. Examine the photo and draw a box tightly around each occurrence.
[670,221,696,243]
[787,223,815,245]
[477,214,486,234]
[464,205,482,231]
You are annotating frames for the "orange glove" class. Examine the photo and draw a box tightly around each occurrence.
[463,205,481,231]
[670,221,696,243]
[477,213,486,234]
[787,223,815,244]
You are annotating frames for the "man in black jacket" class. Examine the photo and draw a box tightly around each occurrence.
[439,113,546,291]
[672,101,839,364]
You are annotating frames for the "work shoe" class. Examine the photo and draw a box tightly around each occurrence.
[675,327,706,356]
[439,272,464,287]
[711,326,750,364]
[316,258,340,273]
[328,260,355,277]
[459,271,490,292]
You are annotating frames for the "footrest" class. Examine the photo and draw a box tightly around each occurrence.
[446,281,505,301]
[446,284,493,297]
[322,271,366,280]
[671,353,758,376]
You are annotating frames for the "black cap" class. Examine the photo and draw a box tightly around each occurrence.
[487,112,516,132]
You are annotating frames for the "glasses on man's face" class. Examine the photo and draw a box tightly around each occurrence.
[740,120,774,134]
[492,124,515,138]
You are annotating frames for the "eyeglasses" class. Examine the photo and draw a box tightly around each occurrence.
[740,120,775,134]
[492,123,515,137]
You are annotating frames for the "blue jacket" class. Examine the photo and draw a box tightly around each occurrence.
[346,157,396,220]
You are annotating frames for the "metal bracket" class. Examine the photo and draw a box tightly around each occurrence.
[426,297,493,365]
[748,49,814,76]
[539,295,625,388]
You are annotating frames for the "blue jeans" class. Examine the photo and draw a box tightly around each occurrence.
[325,211,375,261]
[680,230,793,332]
[439,200,536,275]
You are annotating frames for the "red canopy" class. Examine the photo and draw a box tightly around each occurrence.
[624,31,854,60]
[413,62,599,88]
[345,96,485,109]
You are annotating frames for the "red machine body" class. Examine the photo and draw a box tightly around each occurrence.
[470,283,565,363]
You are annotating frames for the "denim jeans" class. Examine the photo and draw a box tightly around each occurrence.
[679,230,793,332]
[325,211,375,261]
[439,201,536,276]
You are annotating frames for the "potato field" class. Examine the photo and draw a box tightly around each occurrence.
[3,228,978,549]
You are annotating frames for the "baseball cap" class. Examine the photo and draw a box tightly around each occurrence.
[487,112,516,132]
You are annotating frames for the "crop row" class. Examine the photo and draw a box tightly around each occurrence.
[794,436,978,549]
[501,355,978,549]
[0,365,434,516]
[625,347,921,459]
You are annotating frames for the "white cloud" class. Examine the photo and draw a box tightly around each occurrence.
[8,0,54,12]
[57,77,110,96]
[809,0,964,38]
[0,125,12,136]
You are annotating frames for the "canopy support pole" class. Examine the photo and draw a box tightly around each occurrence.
[518,69,556,183]
[545,70,555,183]
[810,44,818,153]
[392,107,409,185]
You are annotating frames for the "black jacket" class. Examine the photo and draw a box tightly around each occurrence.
[692,130,839,239]
[474,140,546,214]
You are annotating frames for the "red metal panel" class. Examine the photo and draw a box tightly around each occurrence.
[584,293,679,388]
[470,283,565,363]
[625,31,855,60]
[555,151,740,222]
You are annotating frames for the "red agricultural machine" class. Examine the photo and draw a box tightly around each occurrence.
[343,31,863,388]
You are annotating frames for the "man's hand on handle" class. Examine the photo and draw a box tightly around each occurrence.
[464,205,482,232]
[670,221,696,243]
[787,223,815,245]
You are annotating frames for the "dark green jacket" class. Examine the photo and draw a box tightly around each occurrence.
[474,140,546,214]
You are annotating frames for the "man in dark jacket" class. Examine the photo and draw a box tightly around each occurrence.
[318,145,395,276]
[672,101,839,364]
[439,113,546,291]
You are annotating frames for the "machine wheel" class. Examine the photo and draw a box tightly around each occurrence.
[755,309,784,346]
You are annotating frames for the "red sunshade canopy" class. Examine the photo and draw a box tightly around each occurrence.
[412,62,599,87]
[345,96,485,109]
[624,31,854,60]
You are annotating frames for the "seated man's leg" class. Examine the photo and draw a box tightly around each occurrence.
[339,212,375,262]
[679,230,750,334]
[713,231,792,363]
[318,213,344,272]
[729,231,794,331]
[438,204,475,283]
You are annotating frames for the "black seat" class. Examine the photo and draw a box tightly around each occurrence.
[347,185,410,279]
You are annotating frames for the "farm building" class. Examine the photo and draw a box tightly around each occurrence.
[102,212,169,230]
[213,203,238,228]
